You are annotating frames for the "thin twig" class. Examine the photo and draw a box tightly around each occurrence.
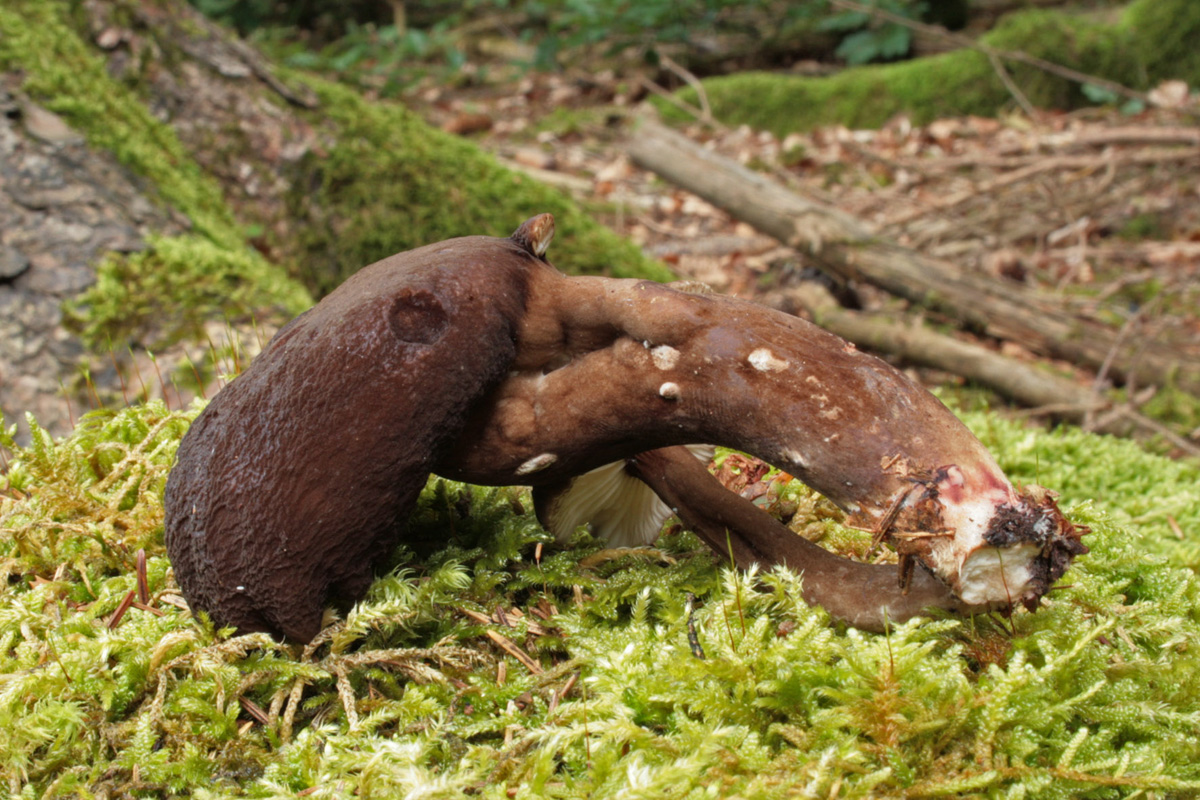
[896,147,1200,172]
[136,548,150,604]
[485,629,543,675]
[659,54,713,124]
[1066,127,1200,148]
[639,77,725,132]
[886,159,1062,227]
[886,149,1199,229]
[1117,407,1200,458]
[1089,302,1146,397]
[988,51,1036,118]
[1011,402,1109,418]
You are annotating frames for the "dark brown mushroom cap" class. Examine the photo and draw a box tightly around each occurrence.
[165,227,553,641]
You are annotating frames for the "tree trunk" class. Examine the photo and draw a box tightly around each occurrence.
[0,0,663,444]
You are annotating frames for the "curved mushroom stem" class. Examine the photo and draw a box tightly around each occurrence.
[624,447,978,632]
[439,266,1086,612]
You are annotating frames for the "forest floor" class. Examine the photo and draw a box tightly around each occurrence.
[402,65,1200,454]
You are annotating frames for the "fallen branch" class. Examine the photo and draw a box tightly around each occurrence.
[1051,127,1200,149]
[626,118,1200,396]
[895,148,1200,172]
[1087,241,1200,262]
[769,284,1200,452]
[766,283,1118,431]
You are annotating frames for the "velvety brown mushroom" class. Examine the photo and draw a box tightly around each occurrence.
[165,214,1086,642]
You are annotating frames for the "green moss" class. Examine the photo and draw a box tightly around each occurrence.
[0,1,313,347]
[1117,212,1169,241]
[527,105,621,140]
[667,0,1200,136]
[1124,0,1200,88]
[66,235,312,350]
[4,397,1200,796]
[286,77,673,296]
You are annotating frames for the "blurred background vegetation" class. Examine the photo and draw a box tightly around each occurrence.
[187,0,974,95]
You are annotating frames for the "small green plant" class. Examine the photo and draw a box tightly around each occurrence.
[1116,211,1168,242]
[191,0,937,94]
[1081,82,1146,115]
[817,0,928,65]
[277,16,470,96]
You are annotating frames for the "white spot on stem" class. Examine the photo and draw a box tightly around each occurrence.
[516,453,558,476]
[782,448,808,469]
[659,382,680,400]
[651,345,680,370]
[748,348,789,372]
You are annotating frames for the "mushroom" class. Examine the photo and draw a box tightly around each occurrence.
[165,214,1086,642]
[622,446,975,632]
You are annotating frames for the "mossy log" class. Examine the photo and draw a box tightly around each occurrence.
[671,0,1200,135]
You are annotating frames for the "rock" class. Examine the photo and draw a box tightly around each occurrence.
[20,260,95,295]
[0,245,29,280]
[19,100,84,146]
